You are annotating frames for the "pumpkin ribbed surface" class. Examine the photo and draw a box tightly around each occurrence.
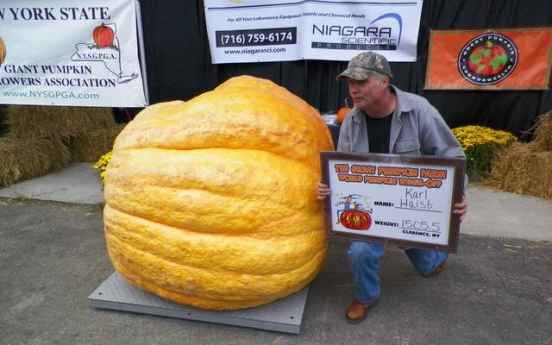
[103,75,334,310]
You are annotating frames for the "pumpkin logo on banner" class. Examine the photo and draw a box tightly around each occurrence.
[0,37,6,66]
[335,194,373,230]
[457,33,518,86]
[71,22,139,84]
[93,23,116,48]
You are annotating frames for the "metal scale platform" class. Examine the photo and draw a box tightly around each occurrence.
[88,272,309,334]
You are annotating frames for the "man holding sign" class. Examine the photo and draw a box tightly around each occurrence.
[317,51,468,324]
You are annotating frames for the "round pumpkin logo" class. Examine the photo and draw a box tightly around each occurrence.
[457,33,518,86]
[0,37,6,66]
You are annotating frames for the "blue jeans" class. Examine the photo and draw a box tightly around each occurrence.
[347,241,448,303]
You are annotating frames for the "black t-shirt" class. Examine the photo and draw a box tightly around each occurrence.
[366,113,393,153]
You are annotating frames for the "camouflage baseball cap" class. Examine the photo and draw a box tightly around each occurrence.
[336,51,393,81]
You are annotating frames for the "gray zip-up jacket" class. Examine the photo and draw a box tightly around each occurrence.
[337,85,465,159]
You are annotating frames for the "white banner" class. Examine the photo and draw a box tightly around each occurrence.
[204,0,423,64]
[0,0,148,107]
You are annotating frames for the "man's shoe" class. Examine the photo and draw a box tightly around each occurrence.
[423,261,446,277]
[345,299,378,324]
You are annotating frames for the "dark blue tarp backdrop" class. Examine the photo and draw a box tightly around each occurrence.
[137,0,552,139]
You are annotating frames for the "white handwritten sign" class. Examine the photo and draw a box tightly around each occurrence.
[321,151,466,253]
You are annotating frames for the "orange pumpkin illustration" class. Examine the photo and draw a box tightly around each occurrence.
[340,209,372,230]
[0,37,6,66]
[468,40,508,76]
[93,24,115,48]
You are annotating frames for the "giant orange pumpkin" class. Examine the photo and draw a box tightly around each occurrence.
[103,75,334,310]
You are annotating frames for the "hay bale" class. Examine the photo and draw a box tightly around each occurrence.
[0,137,71,187]
[484,142,552,200]
[521,111,552,151]
[485,111,552,200]
[5,105,115,139]
[67,124,125,162]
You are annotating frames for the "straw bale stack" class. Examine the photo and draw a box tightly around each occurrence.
[5,105,115,139]
[66,124,125,162]
[0,137,71,186]
[528,111,552,151]
[0,105,118,187]
[484,111,552,200]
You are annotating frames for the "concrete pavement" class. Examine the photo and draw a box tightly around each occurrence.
[1,163,551,241]
[1,163,551,344]
[0,163,104,205]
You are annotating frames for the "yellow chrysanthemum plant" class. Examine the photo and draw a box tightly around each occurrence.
[93,151,112,185]
[451,125,517,181]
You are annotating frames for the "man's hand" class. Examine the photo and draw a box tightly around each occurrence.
[317,182,331,200]
[453,195,468,222]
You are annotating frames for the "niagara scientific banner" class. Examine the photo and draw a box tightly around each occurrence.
[0,0,148,107]
[204,0,423,64]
